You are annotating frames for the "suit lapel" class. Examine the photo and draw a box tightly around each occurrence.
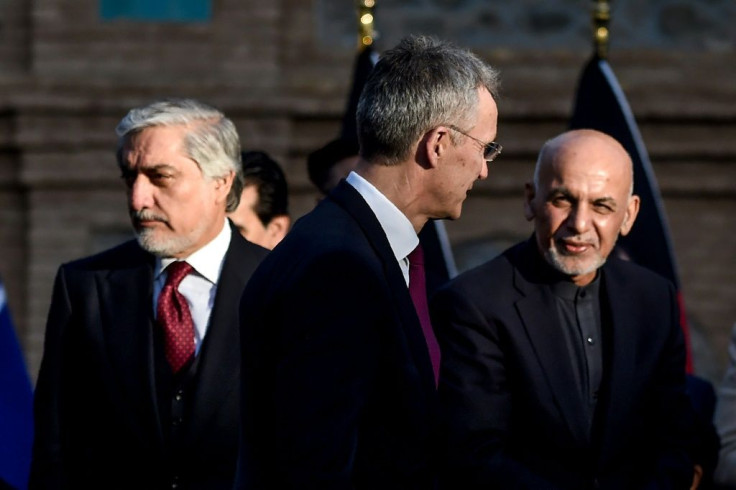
[513,242,591,444]
[184,231,259,444]
[331,182,438,395]
[98,246,164,449]
[595,263,637,463]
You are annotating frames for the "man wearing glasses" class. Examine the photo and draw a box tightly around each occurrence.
[235,35,500,488]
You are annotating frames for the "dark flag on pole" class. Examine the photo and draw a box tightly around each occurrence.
[0,278,33,490]
[569,54,693,373]
[306,45,377,195]
[340,44,379,144]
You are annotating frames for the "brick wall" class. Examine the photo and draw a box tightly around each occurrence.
[0,0,733,384]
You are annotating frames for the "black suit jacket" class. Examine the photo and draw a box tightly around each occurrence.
[236,181,439,489]
[30,226,268,490]
[431,238,695,490]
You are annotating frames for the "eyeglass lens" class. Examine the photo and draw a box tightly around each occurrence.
[484,142,502,162]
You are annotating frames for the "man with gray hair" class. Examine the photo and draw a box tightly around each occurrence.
[30,98,268,490]
[236,35,501,488]
[431,129,696,488]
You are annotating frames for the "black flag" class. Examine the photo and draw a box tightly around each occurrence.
[570,55,692,371]
[306,45,378,195]
[340,44,379,143]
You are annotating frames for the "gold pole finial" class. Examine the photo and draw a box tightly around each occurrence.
[593,0,610,59]
[357,0,376,49]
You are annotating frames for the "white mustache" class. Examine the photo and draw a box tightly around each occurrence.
[558,234,597,246]
[131,210,168,225]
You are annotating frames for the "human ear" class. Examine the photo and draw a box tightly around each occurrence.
[214,171,235,203]
[264,215,290,249]
[422,126,452,169]
[620,194,641,236]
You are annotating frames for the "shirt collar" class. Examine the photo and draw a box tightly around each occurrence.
[550,270,601,301]
[156,219,232,283]
[346,171,419,262]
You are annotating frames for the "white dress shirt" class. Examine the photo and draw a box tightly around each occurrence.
[153,220,231,353]
[346,171,419,286]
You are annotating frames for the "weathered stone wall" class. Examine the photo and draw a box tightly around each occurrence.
[0,0,733,384]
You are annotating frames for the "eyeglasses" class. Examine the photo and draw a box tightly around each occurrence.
[448,125,503,163]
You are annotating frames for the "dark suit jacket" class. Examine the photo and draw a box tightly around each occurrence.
[235,181,439,489]
[30,225,268,490]
[431,238,695,490]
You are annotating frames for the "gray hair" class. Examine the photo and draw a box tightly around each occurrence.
[357,35,500,166]
[116,98,244,212]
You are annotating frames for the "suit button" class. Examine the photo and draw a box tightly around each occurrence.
[175,391,184,402]
[171,475,180,489]
[172,417,183,426]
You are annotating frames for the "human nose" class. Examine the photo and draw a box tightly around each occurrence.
[129,175,154,211]
[567,203,591,233]
[478,159,489,180]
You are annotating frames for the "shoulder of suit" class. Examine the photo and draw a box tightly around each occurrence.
[229,227,270,260]
[436,241,520,299]
[61,239,150,272]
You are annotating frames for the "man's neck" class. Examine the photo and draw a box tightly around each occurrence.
[355,160,428,233]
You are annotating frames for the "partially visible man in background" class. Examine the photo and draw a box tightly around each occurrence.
[30,98,268,490]
[307,136,360,198]
[229,150,290,250]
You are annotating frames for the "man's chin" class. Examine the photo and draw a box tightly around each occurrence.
[135,231,183,258]
[546,249,605,278]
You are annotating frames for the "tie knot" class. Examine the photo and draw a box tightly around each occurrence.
[164,261,193,288]
[408,244,424,268]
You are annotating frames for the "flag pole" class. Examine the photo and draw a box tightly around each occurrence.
[592,0,610,60]
[357,0,376,50]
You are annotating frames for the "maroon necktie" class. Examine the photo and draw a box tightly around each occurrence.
[157,261,195,373]
[408,244,441,386]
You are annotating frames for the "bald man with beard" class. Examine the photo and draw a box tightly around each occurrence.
[432,129,696,489]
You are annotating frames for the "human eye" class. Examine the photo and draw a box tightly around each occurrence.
[593,200,615,214]
[549,193,572,208]
[119,168,136,188]
[147,168,175,186]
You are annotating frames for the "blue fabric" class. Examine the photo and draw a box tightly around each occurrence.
[0,280,33,490]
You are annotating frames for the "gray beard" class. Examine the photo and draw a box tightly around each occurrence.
[135,228,194,258]
[544,246,606,278]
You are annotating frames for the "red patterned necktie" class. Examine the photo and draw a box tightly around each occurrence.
[157,261,195,373]
[408,244,441,387]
